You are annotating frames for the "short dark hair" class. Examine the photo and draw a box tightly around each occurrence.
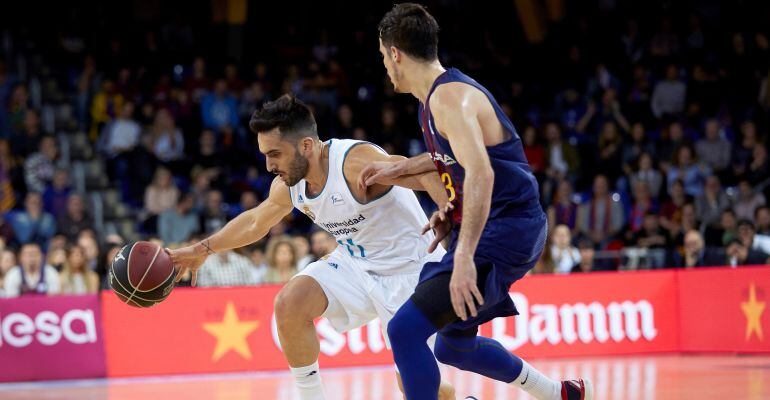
[378,3,439,61]
[737,219,756,230]
[249,94,318,141]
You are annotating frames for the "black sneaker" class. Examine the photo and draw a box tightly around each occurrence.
[560,379,594,400]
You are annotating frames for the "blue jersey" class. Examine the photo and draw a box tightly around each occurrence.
[418,68,541,225]
[417,68,548,331]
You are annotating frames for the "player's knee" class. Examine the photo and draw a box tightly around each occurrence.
[274,287,309,326]
[386,311,411,348]
[433,336,466,368]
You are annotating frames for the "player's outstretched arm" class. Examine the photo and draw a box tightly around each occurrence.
[348,144,448,207]
[431,83,493,320]
[358,152,436,189]
[167,176,293,286]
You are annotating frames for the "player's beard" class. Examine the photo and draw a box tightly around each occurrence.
[282,152,309,187]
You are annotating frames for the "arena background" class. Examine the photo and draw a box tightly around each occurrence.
[0,1,768,399]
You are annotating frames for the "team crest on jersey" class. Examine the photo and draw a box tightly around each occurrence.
[303,206,316,220]
[430,152,457,166]
[330,193,345,206]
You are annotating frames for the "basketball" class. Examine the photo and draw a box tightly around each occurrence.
[109,241,177,308]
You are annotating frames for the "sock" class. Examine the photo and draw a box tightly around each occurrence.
[512,360,561,400]
[387,300,442,400]
[434,333,524,382]
[289,360,325,400]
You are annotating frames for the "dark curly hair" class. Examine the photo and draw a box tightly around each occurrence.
[249,94,318,141]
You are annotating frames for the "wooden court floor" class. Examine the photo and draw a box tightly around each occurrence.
[1,355,768,400]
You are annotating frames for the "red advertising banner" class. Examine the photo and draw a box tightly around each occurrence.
[101,286,395,377]
[477,270,680,358]
[677,266,770,353]
[0,294,106,382]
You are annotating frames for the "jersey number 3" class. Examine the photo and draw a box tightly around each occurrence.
[441,172,456,202]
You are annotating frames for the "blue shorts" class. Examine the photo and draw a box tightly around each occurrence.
[416,210,547,333]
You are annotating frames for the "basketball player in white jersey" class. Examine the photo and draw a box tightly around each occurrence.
[167,94,456,400]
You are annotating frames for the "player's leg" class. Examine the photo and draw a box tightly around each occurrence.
[396,372,456,400]
[389,268,588,400]
[375,272,456,400]
[274,275,328,400]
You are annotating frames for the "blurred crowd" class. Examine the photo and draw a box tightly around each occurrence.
[1,1,770,297]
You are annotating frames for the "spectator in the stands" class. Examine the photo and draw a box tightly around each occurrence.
[755,205,770,235]
[59,245,100,294]
[76,230,100,272]
[24,135,59,193]
[733,179,766,220]
[621,122,656,176]
[144,167,179,215]
[725,238,769,266]
[629,152,663,199]
[158,192,199,245]
[0,248,16,297]
[201,79,238,134]
[197,249,257,287]
[680,230,724,268]
[660,179,689,233]
[732,120,759,180]
[597,121,625,183]
[100,101,141,157]
[576,175,624,246]
[737,219,770,255]
[521,125,544,176]
[571,239,598,273]
[228,190,259,219]
[551,224,580,273]
[547,179,579,231]
[57,193,93,241]
[10,109,42,158]
[100,101,141,198]
[200,189,228,234]
[651,63,686,119]
[9,192,56,249]
[3,242,60,297]
[293,235,313,271]
[0,139,19,213]
[43,169,71,218]
[90,79,124,139]
[632,212,670,267]
[667,145,709,197]
[543,122,579,202]
[628,180,657,233]
[263,236,298,284]
[695,175,730,228]
[695,119,731,173]
[746,143,769,185]
[310,229,336,260]
[149,108,185,164]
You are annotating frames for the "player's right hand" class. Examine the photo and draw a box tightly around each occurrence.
[165,243,210,287]
[421,202,454,253]
[358,161,404,190]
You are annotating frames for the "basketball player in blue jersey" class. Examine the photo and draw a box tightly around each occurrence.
[361,4,593,400]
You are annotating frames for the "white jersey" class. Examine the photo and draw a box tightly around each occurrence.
[289,139,444,275]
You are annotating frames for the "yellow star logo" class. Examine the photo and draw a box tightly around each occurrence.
[741,283,766,341]
[203,302,259,361]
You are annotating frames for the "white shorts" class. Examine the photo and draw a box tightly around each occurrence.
[295,251,423,347]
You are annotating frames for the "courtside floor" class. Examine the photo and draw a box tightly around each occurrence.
[1,355,768,400]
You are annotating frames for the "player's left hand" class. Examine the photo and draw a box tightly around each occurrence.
[421,202,454,253]
[450,254,484,321]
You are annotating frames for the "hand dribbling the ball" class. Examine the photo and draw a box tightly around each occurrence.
[165,241,212,287]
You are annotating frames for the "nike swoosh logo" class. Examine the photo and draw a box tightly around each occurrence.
[305,371,317,377]
[521,371,529,385]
